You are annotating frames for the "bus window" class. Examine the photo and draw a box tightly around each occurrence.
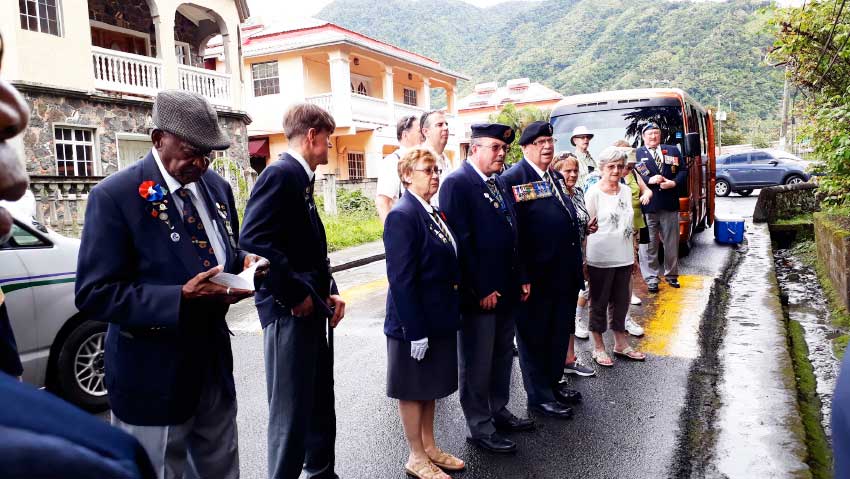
[550,106,686,159]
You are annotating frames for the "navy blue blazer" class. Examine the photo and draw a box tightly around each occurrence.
[383,191,461,341]
[0,303,23,376]
[0,373,155,478]
[501,158,583,293]
[634,144,687,213]
[75,152,246,425]
[833,349,850,478]
[239,153,338,328]
[439,161,526,313]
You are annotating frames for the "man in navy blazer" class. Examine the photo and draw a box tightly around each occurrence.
[239,103,346,479]
[633,123,687,291]
[439,124,533,453]
[76,91,265,479]
[501,121,584,419]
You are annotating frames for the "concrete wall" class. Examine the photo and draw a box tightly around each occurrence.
[814,212,850,311]
[753,183,819,224]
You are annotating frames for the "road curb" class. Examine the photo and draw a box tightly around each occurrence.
[330,252,385,273]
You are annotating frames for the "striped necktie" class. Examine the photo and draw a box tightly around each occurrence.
[486,177,513,228]
[653,148,663,170]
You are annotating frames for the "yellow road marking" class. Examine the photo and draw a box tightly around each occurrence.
[340,277,388,302]
[638,275,713,358]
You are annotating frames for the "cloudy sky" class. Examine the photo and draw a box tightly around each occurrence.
[246,0,803,22]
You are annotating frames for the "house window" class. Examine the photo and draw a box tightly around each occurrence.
[54,127,95,176]
[403,88,418,106]
[175,42,192,66]
[350,74,371,96]
[252,61,280,96]
[347,152,365,180]
[19,0,62,36]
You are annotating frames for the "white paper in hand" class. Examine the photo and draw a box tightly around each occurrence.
[211,263,258,292]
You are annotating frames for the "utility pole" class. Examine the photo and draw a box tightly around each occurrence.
[716,95,723,154]
[779,66,790,151]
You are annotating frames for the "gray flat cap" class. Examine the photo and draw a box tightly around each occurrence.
[152,90,230,150]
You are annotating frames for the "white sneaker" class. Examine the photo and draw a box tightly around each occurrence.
[625,316,644,337]
[630,294,642,305]
[574,318,589,339]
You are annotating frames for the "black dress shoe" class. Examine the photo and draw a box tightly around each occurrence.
[466,434,517,454]
[553,386,582,405]
[666,278,681,288]
[647,282,659,293]
[529,402,573,419]
[494,412,535,432]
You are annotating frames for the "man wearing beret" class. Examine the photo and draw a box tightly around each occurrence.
[633,123,686,292]
[501,121,584,419]
[439,123,533,453]
[76,90,268,478]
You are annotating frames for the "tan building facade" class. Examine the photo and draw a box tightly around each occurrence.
[209,19,468,180]
[0,0,251,235]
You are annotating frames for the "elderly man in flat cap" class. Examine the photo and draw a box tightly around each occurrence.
[439,123,533,454]
[76,90,267,479]
[633,123,686,292]
[501,121,584,420]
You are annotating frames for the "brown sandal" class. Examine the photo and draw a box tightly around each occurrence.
[613,346,646,361]
[405,459,450,479]
[427,447,465,471]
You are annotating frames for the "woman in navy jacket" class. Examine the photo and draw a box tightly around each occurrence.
[383,147,463,479]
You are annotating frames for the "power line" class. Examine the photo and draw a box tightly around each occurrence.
[811,0,847,86]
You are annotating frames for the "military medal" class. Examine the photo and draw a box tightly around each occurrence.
[511,180,552,202]
[635,161,651,177]
[159,212,169,221]
[170,232,180,242]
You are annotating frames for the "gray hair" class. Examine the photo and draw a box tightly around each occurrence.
[596,146,627,167]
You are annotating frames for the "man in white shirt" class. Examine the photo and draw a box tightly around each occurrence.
[375,115,419,223]
[419,110,454,206]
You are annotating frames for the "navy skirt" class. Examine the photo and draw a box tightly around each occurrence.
[386,334,458,401]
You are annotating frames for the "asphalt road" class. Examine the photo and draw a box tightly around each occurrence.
[226,193,759,479]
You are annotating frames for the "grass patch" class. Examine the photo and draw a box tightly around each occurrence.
[786,318,833,479]
[321,211,382,252]
[835,334,849,359]
[774,212,814,226]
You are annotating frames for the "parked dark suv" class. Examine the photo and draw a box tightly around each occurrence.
[715,149,810,196]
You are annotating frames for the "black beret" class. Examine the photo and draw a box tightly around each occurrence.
[471,123,515,144]
[518,121,554,146]
[641,123,661,134]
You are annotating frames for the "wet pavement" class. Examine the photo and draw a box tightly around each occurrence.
[225,195,765,478]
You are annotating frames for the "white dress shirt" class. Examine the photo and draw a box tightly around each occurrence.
[524,157,548,180]
[152,148,227,266]
[287,149,315,181]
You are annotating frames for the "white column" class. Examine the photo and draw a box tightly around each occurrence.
[383,66,395,126]
[422,78,431,111]
[328,50,352,126]
[154,10,179,90]
[224,20,241,110]
[447,86,458,115]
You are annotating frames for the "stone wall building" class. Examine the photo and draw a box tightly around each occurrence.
[1,0,251,236]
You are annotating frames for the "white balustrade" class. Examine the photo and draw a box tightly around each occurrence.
[30,176,103,238]
[306,93,334,113]
[177,64,232,106]
[351,93,389,124]
[91,46,163,97]
[394,102,425,123]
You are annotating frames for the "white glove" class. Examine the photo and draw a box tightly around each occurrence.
[410,338,429,361]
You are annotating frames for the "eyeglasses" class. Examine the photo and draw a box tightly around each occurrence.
[414,166,443,176]
[475,143,509,153]
[573,135,591,141]
[532,138,557,147]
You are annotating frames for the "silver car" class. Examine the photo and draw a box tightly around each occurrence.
[0,208,108,411]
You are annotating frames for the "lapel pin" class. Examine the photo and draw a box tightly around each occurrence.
[170,232,180,242]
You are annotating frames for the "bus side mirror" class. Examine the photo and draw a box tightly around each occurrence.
[683,132,701,157]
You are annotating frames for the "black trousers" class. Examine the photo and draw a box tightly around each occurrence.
[515,288,578,406]
[264,313,337,479]
[458,309,516,438]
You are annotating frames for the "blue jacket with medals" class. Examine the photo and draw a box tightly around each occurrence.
[75,152,247,426]
[383,190,461,342]
[634,144,687,213]
[501,158,583,293]
[239,153,338,327]
[439,161,526,313]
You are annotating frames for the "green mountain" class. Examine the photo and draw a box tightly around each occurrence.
[318,0,783,125]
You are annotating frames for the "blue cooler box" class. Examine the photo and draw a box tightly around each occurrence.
[714,215,745,244]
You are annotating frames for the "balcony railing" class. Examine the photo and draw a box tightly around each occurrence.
[178,64,232,106]
[29,176,105,238]
[305,93,334,112]
[351,93,389,124]
[92,46,162,97]
[394,102,425,123]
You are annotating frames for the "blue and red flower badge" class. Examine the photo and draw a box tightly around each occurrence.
[139,180,178,241]
[138,180,167,202]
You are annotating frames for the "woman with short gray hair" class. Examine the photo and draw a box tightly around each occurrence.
[584,147,646,366]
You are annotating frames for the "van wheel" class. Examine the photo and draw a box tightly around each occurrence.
[738,189,753,196]
[55,320,109,411]
[715,179,731,197]
[785,175,805,185]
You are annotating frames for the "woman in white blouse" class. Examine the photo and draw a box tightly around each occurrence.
[584,147,646,366]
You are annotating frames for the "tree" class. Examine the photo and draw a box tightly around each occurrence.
[488,104,551,165]
[770,1,850,206]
